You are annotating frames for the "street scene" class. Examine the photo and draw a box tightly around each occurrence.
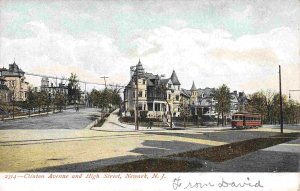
[0,0,299,176]
[0,108,299,172]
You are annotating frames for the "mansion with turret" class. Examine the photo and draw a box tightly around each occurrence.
[124,59,181,121]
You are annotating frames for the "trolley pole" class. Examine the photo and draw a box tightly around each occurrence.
[279,65,283,134]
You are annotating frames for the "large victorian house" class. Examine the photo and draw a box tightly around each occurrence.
[124,60,181,121]
[0,61,28,102]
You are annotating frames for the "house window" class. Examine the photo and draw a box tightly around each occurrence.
[145,90,147,97]
[155,103,160,111]
[176,95,179,101]
[168,84,171,88]
[133,92,135,98]
[143,79,146,85]
[168,94,171,100]
[138,91,143,97]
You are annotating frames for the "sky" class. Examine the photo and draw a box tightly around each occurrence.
[0,0,299,100]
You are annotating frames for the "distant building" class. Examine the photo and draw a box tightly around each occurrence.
[40,77,68,100]
[180,82,247,119]
[0,61,28,102]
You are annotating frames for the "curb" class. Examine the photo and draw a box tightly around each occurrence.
[85,116,102,130]
[2,111,62,121]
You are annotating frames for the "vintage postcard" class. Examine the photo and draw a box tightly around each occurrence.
[0,0,299,190]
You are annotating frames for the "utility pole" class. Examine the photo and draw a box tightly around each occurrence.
[12,90,14,119]
[100,76,109,89]
[279,65,283,134]
[84,82,87,108]
[135,64,139,131]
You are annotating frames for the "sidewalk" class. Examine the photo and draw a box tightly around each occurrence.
[2,111,61,121]
[198,137,300,172]
[92,109,232,132]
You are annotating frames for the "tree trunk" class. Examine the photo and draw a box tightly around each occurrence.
[222,111,224,127]
[217,113,220,126]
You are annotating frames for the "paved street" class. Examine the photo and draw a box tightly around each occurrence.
[0,108,101,130]
[0,110,299,172]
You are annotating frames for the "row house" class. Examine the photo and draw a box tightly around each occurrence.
[124,60,181,121]
[0,61,28,102]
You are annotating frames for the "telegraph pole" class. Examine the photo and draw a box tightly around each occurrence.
[100,76,109,89]
[135,64,139,130]
[279,65,283,134]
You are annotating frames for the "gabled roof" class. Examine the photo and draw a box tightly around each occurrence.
[147,79,154,86]
[181,88,191,97]
[170,70,181,85]
[160,78,171,86]
[197,87,215,97]
[145,72,159,79]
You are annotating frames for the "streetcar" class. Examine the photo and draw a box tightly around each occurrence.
[231,112,262,129]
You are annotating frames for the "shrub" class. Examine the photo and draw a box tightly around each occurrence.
[140,111,148,120]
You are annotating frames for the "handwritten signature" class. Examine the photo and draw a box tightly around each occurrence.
[173,177,263,190]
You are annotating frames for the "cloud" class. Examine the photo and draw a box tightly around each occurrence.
[0,18,298,101]
[0,21,132,89]
[208,48,278,64]
[127,26,299,98]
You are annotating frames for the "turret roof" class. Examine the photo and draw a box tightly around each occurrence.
[191,81,197,91]
[170,70,181,85]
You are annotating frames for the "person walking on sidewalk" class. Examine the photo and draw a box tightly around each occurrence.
[147,121,153,129]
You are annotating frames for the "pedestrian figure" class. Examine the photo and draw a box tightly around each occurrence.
[147,121,153,129]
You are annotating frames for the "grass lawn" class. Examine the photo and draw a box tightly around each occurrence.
[92,132,299,172]
[92,158,201,172]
